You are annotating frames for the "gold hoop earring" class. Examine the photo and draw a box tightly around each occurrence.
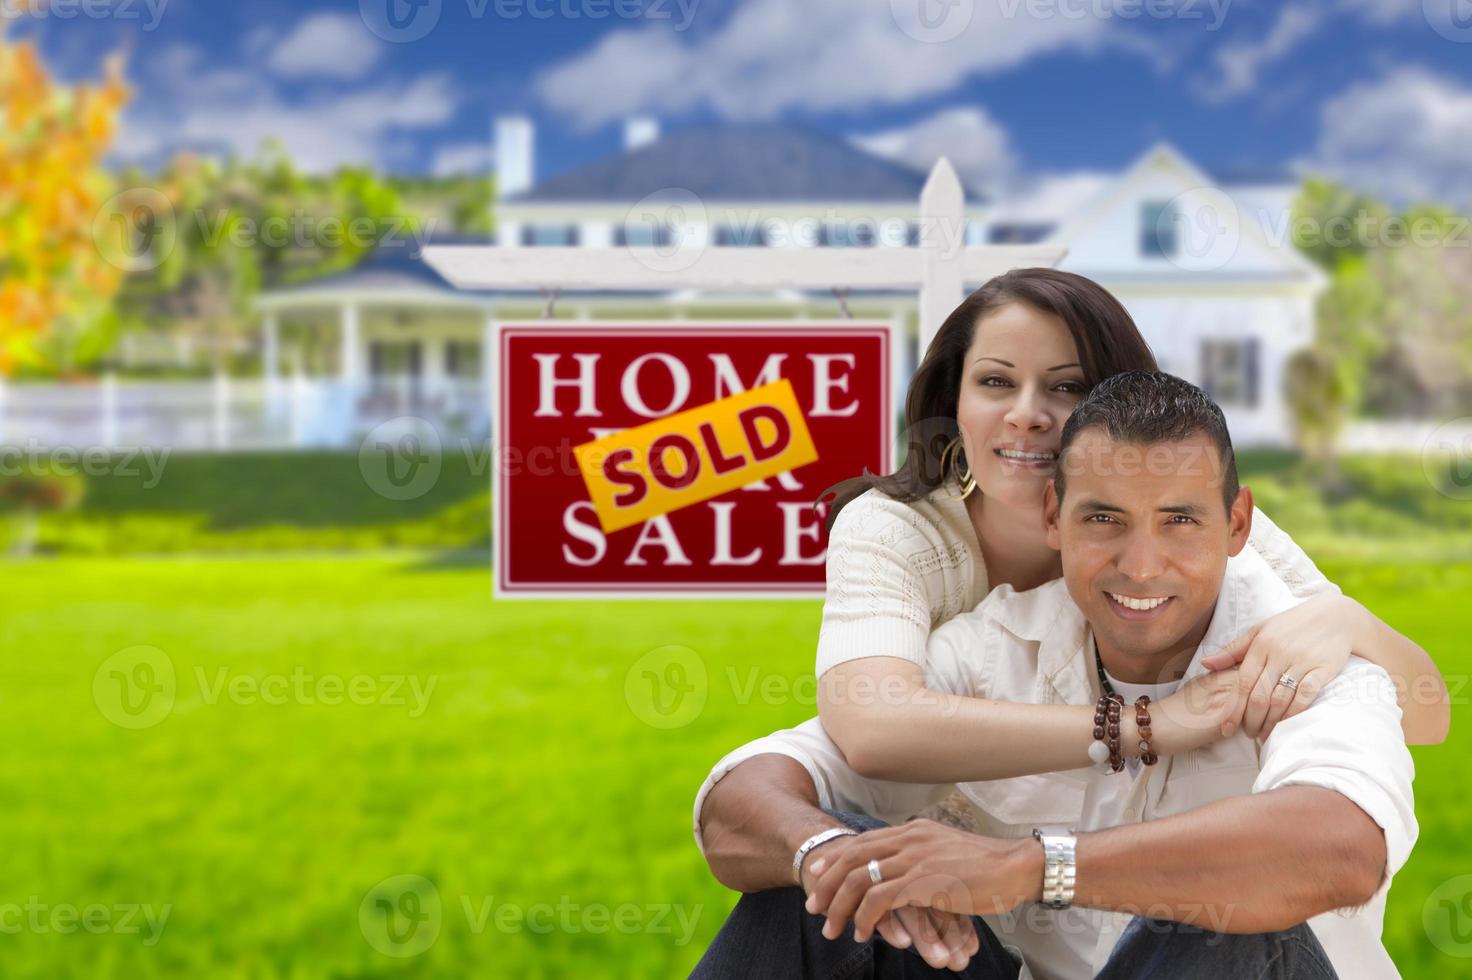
[942,437,977,499]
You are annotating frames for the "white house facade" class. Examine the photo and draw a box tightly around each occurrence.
[261,119,1322,449]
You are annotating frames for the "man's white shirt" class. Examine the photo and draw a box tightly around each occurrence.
[693,547,1418,979]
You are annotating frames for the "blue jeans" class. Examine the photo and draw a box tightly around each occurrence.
[690,811,1338,979]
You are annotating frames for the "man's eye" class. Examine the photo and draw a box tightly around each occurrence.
[1166,515,1197,525]
[1085,514,1115,524]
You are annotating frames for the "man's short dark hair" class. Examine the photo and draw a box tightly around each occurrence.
[1054,371,1240,512]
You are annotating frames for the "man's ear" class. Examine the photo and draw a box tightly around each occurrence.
[1227,486,1253,557]
[1043,479,1063,552]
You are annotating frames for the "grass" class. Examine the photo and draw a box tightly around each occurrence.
[0,551,1468,977]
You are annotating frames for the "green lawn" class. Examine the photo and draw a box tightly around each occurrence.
[0,551,1468,977]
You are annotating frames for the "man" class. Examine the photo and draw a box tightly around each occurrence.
[691,372,1416,979]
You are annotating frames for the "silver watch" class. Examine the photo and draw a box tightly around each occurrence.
[1032,830,1078,909]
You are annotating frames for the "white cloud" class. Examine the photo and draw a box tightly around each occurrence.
[267,12,383,81]
[534,0,1152,129]
[432,141,496,177]
[1194,5,1322,104]
[115,41,456,173]
[851,107,1018,198]
[1298,67,1472,204]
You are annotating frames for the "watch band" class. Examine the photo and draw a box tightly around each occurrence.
[792,827,858,885]
[1032,830,1078,909]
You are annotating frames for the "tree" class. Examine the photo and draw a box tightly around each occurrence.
[0,34,129,374]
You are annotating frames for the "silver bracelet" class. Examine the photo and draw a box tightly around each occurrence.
[792,827,858,885]
[1032,830,1078,909]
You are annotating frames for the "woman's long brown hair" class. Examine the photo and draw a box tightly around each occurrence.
[819,268,1158,529]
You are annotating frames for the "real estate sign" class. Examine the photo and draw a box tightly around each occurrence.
[494,322,894,597]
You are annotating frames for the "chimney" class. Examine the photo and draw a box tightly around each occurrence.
[495,116,535,198]
[623,117,660,152]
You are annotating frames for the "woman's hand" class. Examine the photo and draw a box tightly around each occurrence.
[1198,593,1362,740]
[801,832,981,971]
[803,819,1039,946]
[1150,667,1247,752]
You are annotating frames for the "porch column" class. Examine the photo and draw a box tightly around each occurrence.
[263,311,280,401]
[339,303,361,382]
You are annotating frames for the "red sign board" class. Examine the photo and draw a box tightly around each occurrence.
[494,322,894,597]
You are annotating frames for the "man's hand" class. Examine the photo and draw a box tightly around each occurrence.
[803,819,1041,946]
[801,831,981,972]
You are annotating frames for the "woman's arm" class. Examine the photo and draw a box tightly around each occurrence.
[1234,506,1449,744]
[819,656,1243,783]
[1200,593,1450,745]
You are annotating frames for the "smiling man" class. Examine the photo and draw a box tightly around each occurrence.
[691,372,1417,979]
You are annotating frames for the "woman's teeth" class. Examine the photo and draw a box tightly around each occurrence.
[1108,593,1170,611]
[996,449,1057,462]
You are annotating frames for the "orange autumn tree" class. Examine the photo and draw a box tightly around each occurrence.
[0,34,129,375]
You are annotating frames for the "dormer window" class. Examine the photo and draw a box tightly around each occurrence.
[715,223,767,247]
[1140,200,1179,258]
[522,224,580,247]
[615,222,674,247]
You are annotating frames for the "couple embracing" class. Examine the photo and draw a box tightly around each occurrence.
[690,269,1446,979]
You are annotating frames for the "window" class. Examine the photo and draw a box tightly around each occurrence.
[445,341,482,380]
[821,221,877,247]
[1200,339,1259,407]
[615,222,673,247]
[1140,200,1179,258]
[714,223,766,247]
[522,224,580,246]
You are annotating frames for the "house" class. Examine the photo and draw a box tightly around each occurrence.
[252,119,1323,448]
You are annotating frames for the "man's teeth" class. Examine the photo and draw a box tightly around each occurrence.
[1109,593,1170,611]
[997,449,1057,461]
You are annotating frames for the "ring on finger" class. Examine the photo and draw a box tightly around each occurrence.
[867,859,883,884]
[1276,672,1298,691]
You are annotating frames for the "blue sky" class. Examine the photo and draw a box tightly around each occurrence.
[15,0,1472,208]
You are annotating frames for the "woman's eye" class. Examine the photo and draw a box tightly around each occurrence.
[978,375,1012,388]
[1055,381,1087,394]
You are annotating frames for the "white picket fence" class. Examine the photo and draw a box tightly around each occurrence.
[0,373,1460,454]
[0,374,490,451]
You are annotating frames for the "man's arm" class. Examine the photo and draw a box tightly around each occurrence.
[700,753,848,893]
[808,784,1388,941]
[1072,785,1386,933]
[692,717,955,892]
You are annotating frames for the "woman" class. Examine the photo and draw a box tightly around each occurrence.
[813,268,1447,790]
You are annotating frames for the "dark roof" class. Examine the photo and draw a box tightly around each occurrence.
[282,237,491,295]
[508,123,984,204]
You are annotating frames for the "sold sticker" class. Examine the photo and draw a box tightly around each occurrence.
[574,379,819,533]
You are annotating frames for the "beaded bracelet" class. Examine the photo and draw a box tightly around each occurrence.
[1135,695,1158,766]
